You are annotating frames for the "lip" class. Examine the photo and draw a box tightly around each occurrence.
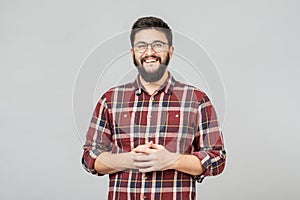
[141,56,161,64]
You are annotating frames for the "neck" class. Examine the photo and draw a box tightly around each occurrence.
[140,70,169,95]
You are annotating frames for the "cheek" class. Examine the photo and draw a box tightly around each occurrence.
[132,54,139,62]
[161,53,169,61]
[134,53,142,61]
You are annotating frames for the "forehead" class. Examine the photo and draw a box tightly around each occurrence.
[134,29,168,43]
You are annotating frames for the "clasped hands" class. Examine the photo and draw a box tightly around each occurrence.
[131,141,181,173]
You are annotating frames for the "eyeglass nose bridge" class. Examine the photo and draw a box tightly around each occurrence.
[144,43,156,53]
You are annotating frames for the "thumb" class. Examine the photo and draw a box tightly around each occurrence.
[145,140,153,148]
[150,142,160,149]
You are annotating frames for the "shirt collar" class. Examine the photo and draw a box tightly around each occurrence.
[133,71,175,96]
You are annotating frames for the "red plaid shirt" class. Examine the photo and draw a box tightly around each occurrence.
[82,73,226,200]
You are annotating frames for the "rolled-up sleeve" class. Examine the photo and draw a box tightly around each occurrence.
[192,94,226,183]
[82,94,113,176]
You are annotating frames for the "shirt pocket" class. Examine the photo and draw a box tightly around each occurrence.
[113,110,147,150]
[160,110,195,154]
[113,111,133,151]
[114,111,131,134]
[165,110,181,133]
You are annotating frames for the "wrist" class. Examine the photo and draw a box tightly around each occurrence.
[166,153,181,170]
[123,151,136,169]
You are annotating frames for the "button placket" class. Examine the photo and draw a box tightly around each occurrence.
[147,93,155,138]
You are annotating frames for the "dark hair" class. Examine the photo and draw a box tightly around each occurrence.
[130,16,173,47]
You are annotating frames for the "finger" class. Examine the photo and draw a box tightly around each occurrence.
[150,142,160,149]
[135,146,157,154]
[133,142,153,153]
[133,147,150,154]
[138,166,156,173]
[133,144,150,153]
[147,148,159,154]
[145,140,153,148]
[134,161,154,169]
[133,154,151,162]
[133,144,147,149]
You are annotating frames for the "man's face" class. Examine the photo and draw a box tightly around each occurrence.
[131,29,174,82]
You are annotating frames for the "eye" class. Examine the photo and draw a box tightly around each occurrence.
[136,43,147,49]
[152,42,163,48]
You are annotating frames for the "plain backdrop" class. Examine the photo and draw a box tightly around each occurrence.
[1,0,300,199]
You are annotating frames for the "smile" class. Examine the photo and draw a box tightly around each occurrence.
[142,57,160,64]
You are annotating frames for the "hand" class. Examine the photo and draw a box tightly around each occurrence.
[96,151,137,172]
[132,141,181,173]
[132,140,153,153]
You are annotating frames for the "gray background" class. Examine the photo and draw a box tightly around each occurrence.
[1,0,299,199]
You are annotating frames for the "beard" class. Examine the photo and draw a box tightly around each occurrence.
[133,53,170,83]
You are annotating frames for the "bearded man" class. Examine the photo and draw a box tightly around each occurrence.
[82,16,226,200]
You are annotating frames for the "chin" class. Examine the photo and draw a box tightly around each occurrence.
[143,65,160,71]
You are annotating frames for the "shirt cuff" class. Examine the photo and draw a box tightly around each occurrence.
[192,151,211,183]
[82,150,105,176]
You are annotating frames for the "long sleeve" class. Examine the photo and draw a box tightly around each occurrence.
[192,94,226,183]
[81,94,113,176]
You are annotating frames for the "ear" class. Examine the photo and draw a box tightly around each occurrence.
[169,46,174,59]
[130,48,134,56]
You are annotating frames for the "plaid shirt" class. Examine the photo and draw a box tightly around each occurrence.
[82,73,226,200]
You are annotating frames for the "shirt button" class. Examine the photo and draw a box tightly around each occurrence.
[141,195,147,199]
[147,115,151,119]
[143,175,147,180]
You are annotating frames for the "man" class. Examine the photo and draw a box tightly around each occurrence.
[82,16,226,200]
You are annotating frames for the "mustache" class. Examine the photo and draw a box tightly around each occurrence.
[140,55,161,64]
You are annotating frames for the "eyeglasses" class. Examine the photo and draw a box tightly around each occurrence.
[133,41,169,53]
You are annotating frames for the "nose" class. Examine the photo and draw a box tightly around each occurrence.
[144,44,155,55]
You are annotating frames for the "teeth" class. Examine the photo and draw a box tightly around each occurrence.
[145,59,156,63]
[144,57,158,63]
